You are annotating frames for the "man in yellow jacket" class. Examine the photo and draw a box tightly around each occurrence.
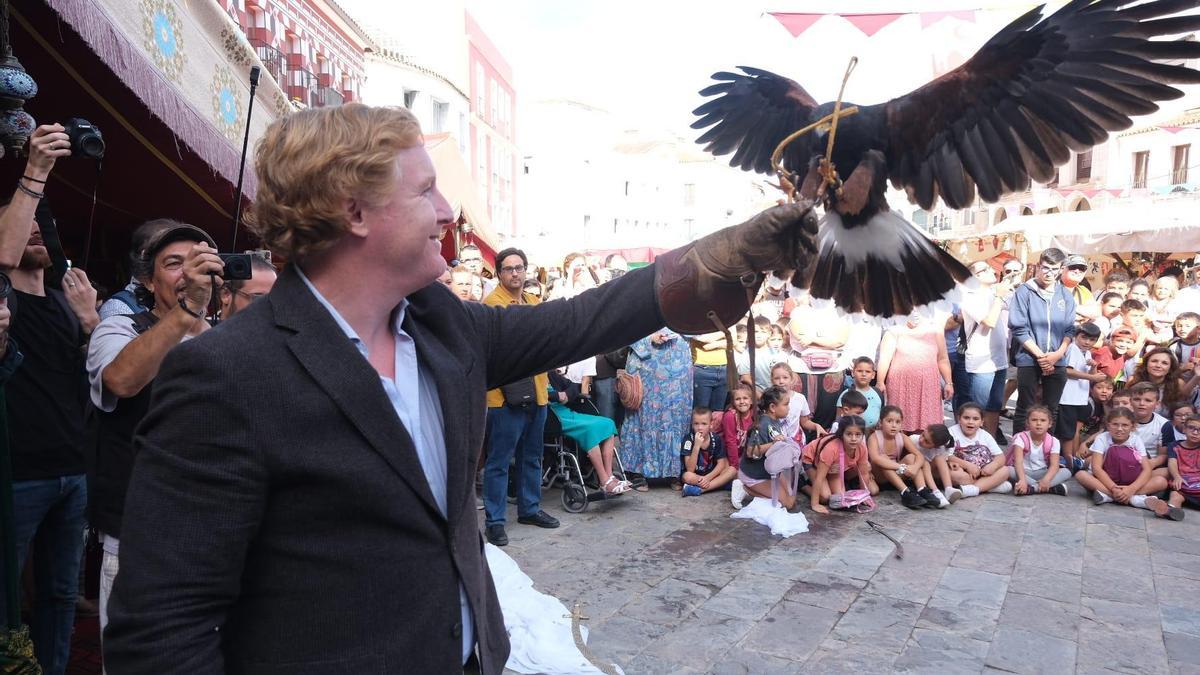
[482,247,552,546]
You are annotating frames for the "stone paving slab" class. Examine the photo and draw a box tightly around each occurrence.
[491,473,1200,673]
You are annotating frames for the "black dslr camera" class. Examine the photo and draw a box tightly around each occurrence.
[218,253,253,281]
[63,118,105,160]
[0,271,10,301]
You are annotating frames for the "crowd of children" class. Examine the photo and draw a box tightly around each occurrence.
[667,261,1200,526]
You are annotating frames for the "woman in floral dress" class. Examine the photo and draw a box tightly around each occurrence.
[620,328,693,479]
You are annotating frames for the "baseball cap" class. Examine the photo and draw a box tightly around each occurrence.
[1078,322,1102,338]
[142,222,217,261]
[1111,327,1136,340]
[1065,254,1087,268]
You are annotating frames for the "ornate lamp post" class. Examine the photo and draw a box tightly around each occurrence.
[0,0,36,158]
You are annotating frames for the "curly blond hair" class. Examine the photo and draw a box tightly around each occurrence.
[248,104,423,262]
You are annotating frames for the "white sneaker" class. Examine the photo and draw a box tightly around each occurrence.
[990,481,1013,494]
[1093,490,1114,505]
[945,487,963,503]
[731,479,746,509]
[932,489,951,509]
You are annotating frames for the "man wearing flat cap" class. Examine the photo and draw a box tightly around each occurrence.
[85,220,224,634]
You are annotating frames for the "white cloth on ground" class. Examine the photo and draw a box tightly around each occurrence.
[485,543,623,675]
[729,496,810,537]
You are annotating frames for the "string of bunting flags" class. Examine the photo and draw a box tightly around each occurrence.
[768,3,1067,38]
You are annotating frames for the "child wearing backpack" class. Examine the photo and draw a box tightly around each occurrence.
[948,402,1013,497]
[803,415,874,514]
[868,405,938,508]
[1075,407,1171,512]
[1162,414,1200,521]
[910,424,957,507]
[680,408,738,497]
[1007,405,1072,496]
[737,386,800,510]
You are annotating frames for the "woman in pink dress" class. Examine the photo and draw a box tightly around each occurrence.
[877,312,954,430]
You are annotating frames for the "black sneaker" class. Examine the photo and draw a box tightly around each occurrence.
[901,489,926,509]
[486,524,508,546]
[1049,484,1069,497]
[917,487,941,508]
[517,510,561,528]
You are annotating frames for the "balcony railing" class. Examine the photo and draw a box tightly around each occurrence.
[290,69,317,107]
[249,39,286,86]
[314,85,344,108]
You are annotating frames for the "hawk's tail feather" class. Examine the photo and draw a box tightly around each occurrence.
[801,209,973,322]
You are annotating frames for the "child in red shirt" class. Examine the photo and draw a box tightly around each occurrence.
[1091,327,1136,378]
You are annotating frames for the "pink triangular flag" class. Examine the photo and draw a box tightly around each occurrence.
[844,13,905,37]
[1160,125,1186,134]
[920,10,975,28]
[1083,189,1101,199]
[770,13,824,38]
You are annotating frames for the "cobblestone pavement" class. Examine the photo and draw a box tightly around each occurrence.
[490,475,1200,674]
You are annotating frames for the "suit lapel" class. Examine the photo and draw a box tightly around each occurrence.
[271,268,443,519]
[404,294,471,530]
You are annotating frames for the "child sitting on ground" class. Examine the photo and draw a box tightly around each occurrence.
[831,389,869,433]
[837,357,885,428]
[804,415,875,514]
[1060,322,1107,470]
[1129,382,1169,477]
[1162,400,1194,453]
[771,362,824,441]
[681,407,738,497]
[910,424,957,507]
[948,402,1013,497]
[723,384,754,507]
[737,386,798,510]
[1078,379,1115,458]
[1163,414,1200,521]
[1007,404,1072,496]
[868,405,938,508]
[1076,407,1172,514]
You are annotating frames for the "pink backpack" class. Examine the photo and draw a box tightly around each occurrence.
[1005,431,1055,468]
[764,439,803,508]
[828,441,875,513]
[1102,443,1144,486]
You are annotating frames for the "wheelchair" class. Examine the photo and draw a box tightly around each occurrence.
[541,396,631,513]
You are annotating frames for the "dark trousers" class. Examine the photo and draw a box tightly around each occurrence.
[0,475,88,675]
[1014,365,1067,434]
[949,351,971,413]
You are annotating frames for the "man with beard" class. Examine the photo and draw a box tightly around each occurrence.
[84,221,222,633]
[0,125,101,675]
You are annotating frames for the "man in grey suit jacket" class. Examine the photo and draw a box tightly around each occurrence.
[103,104,817,674]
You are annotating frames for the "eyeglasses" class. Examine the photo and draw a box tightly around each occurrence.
[1067,265,1087,272]
[1186,426,1200,432]
[232,289,267,302]
[1040,265,1063,275]
[461,257,483,264]
[500,264,526,274]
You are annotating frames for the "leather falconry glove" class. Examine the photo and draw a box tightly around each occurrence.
[654,200,818,334]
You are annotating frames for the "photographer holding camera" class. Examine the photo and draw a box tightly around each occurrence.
[85,221,221,633]
[0,123,104,675]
